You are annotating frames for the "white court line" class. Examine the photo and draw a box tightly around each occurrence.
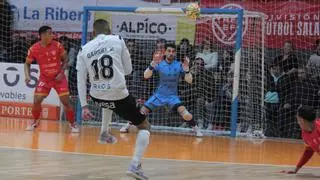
[0,145,319,169]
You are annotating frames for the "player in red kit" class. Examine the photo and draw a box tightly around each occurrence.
[24,26,79,133]
[281,106,320,174]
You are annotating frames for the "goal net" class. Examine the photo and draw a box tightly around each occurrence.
[77,6,266,137]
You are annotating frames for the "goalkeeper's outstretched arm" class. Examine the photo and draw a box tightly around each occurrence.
[182,56,192,84]
[144,61,156,79]
[76,52,88,107]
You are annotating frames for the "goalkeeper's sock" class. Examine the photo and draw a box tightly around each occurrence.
[132,129,150,166]
[186,118,196,127]
[66,109,75,124]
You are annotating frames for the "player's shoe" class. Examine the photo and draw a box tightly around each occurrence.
[126,162,148,180]
[120,122,131,133]
[98,131,118,144]
[192,125,203,137]
[69,123,80,133]
[25,120,40,131]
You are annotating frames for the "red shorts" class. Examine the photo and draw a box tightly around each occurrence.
[34,76,69,97]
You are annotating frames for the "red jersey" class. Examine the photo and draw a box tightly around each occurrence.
[302,119,320,153]
[26,40,65,79]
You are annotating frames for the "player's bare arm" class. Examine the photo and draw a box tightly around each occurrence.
[76,51,94,120]
[55,46,68,81]
[24,46,34,84]
[281,146,314,174]
[183,56,192,84]
[24,60,31,83]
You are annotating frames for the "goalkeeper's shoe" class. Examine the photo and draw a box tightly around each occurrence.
[126,162,148,180]
[192,125,203,137]
[120,122,131,133]
[25,120,40,131]
[98,131,118,144]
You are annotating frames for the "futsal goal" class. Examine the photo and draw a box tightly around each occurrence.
[75,6,266,137]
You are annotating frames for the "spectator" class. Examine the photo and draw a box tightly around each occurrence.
[125,39,150,101]
[11,35,28,63]
[182,57,206,129]
[195,39,218,70]
[177,38,194,62]
[306,39,320,78]
[57,36,78,96]
[152,38,166,64]
[264,64,283,137]
[270,41,305,138]
[271,40,302,75]
[59,36,77,69]
[209,72,233,131]
[220,49,234,76]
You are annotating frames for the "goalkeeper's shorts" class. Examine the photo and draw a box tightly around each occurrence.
[144,94,182,112]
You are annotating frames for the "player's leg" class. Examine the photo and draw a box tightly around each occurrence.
[119,95,154,133]
[177,105,203,137]
[59,95,79,133]
[98,108,117,144]
[120,121,132,133]
[127,118,150,180]
[169,95,203,137]
[113,95,150,180]
[26,80,50,131]
[25,95,47,130]
[55,77,79,133]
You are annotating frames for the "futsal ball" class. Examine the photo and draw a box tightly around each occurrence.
[185,3,200,19]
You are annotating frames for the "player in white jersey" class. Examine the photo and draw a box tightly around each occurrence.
[77,19,150,180]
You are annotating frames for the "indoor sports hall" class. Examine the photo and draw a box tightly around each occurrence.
[1,0,320,179]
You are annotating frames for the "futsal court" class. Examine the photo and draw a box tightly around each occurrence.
[0,117,319,180]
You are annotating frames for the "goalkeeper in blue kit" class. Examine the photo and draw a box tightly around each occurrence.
[121,43,203,137]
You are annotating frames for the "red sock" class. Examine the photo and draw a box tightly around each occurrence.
[32,106,41,120]
[66,109,75,124]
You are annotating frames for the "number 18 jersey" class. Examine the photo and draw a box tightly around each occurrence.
[77,34,132,107]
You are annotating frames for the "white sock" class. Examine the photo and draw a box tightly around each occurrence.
[132,129,150,165]
[101,108,112,135]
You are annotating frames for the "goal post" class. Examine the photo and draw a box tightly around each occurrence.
[200,8,244,137]
[78,6,264,137]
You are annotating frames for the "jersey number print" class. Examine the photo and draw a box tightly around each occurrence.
[91,54,114,80]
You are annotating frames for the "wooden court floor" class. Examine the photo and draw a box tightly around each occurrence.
[0,117,320,180]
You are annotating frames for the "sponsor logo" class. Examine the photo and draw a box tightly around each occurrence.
[0,102,60,120]
[94,101,116,109]
[3,66,38,88]
[116,18,173,35]
[212,4,248,45]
